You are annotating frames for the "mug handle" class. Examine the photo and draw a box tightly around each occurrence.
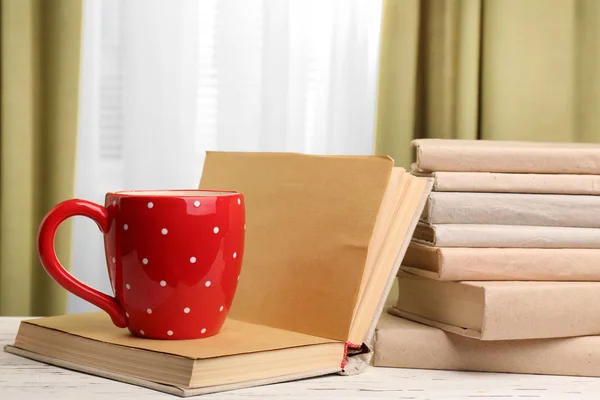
[37,199,127,328]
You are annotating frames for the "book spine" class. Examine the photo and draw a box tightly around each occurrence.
[374,318,600,377]
[424,192,600,228]
[402,242,443,278]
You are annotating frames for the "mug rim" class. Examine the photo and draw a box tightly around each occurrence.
[108,189,240,198]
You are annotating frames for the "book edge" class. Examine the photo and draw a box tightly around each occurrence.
[399,265,441,280]
[4,345,342,397]
[388,307,483,340]
[205,151,395,165]
[340,176,433,375]
[401,241,445,279]
[365,176,433,341]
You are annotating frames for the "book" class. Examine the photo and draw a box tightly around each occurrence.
[411,167,600,195]
[412,138,600,174]
[373,313,600,378]
[402,241,600,281]
[393,271,600,340]
[5,152,433,396]
[413,222,600,248]
[422,191,600,228]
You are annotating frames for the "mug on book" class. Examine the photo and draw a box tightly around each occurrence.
[37,190,245,340]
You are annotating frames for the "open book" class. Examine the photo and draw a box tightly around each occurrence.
[5,152,432,397]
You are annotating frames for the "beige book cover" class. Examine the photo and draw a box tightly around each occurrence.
[411,166,600,195]
[413,222,600,248]
[422,191,600,228]
[374,313,600,378]
[6,152,433,397]
[413,138,600,174]
[402,241,600,281]
[393,271,600,340]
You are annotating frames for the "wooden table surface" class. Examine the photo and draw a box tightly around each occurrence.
[2,317,600,399]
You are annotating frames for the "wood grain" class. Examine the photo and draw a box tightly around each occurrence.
[2,317,600,399]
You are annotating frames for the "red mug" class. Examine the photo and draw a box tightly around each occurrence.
[37,190,245,340]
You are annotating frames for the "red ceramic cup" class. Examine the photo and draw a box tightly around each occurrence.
[37,190,245,340]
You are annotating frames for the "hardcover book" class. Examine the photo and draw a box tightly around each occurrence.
[5,152,432,397]
[402,241,600,281]
[412,138,600,174]
[422,191,600,228]
[374,313,600,378]
[413,222,600,248]
[393,271,600,341]
[411,167,600,195]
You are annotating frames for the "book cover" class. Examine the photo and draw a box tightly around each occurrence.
[402,241,600,281]
[411,167,600,195]
[5,152,433,396]
[374,313,600,378]
[413,222,600,248]
[422,191,600,228]
[393,271,600,340]
[413,138,600,174]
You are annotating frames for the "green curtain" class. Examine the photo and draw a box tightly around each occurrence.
[374,0,600,168]
[0,0,83,316]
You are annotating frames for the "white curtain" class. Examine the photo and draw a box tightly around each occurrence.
[70,0,383,313]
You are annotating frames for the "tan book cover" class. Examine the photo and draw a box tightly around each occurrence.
[413,138,600,174]
[5,152,433,396]
[393,271,600,340]
[373,313,600,378]
[422,191,600,228]
[402,241,600,281]
[413,222,600,248]
[411,166,600,195]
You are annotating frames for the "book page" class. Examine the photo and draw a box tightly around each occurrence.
[199,152,392,341]
[351,168,405,320]
[348,175,430,344]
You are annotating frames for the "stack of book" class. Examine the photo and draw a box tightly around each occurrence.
[374,139,600,377]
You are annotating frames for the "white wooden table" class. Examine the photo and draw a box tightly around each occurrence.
[2,317,600,399]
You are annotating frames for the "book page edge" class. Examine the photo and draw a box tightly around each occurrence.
[4,345,342,397]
